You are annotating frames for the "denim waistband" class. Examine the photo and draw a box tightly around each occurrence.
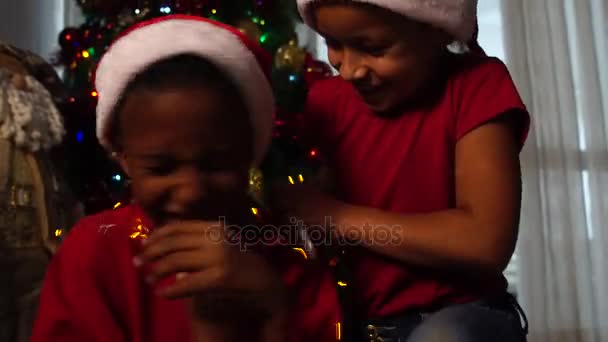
[358,293,528,342]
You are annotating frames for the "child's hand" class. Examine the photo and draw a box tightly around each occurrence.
[135,221,287,319]
[271,183,345,227]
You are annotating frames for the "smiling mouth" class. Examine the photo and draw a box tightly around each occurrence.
[354,84,384,99]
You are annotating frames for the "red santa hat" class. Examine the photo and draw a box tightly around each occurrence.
[95,15,275,166]
[297,0,479,43]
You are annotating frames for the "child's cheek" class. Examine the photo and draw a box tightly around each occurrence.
[130,177,170,208]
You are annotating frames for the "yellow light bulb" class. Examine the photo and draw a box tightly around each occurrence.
[292,248,308,259]
[336,322,342,340]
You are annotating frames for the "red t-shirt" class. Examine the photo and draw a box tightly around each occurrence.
[32,204,341,342]
[304,55,530,318]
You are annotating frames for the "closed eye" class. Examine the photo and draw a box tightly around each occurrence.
[351,38,392,57]
[144,162,175,176]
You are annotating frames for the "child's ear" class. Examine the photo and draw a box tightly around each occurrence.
[112,151,131,177]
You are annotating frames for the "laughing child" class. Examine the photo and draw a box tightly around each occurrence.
[31,16,341,342]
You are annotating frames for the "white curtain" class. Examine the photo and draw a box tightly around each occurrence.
[501,0,608,341]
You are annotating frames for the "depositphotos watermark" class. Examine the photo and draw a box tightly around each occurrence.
[209,216,404,251]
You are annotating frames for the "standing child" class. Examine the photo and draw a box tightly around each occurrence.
[275,0,530,341]
[31,16,341,342]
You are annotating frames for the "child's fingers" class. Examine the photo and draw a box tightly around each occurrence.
[137,234,205,264]
[147,250,217,283]
[158,267,226,299]
[145,221,224,246]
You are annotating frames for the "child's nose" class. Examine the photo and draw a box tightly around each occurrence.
[337,50,369,82]
[167,169,208,214]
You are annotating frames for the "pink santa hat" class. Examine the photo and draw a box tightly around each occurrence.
[297,0,480,46]
[95,15,275,166]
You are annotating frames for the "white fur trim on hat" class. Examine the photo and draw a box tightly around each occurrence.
[297,0,478,42]
[95,17,274,166]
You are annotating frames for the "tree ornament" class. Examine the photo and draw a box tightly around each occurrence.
[236,19,262,43]
[116,8,140,29]
[274,38,306,72]
[304,57,334,85]
[59,28,80,49]
[81,25,103,46]
[248,167,264,204]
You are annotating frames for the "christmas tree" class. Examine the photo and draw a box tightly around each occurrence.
[56,0,333,214]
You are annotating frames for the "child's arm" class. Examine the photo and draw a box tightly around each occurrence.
[276,117,523,276]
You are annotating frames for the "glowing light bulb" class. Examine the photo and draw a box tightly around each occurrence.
[292,248,308,259]
[336,322,342,340]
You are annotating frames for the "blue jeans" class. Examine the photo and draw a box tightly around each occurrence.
[361,295,528,342]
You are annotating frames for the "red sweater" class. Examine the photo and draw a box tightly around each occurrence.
[32,204,341,342]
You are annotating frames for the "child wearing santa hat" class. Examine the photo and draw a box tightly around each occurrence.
[272,0,531,340]
[31,15,341,342]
